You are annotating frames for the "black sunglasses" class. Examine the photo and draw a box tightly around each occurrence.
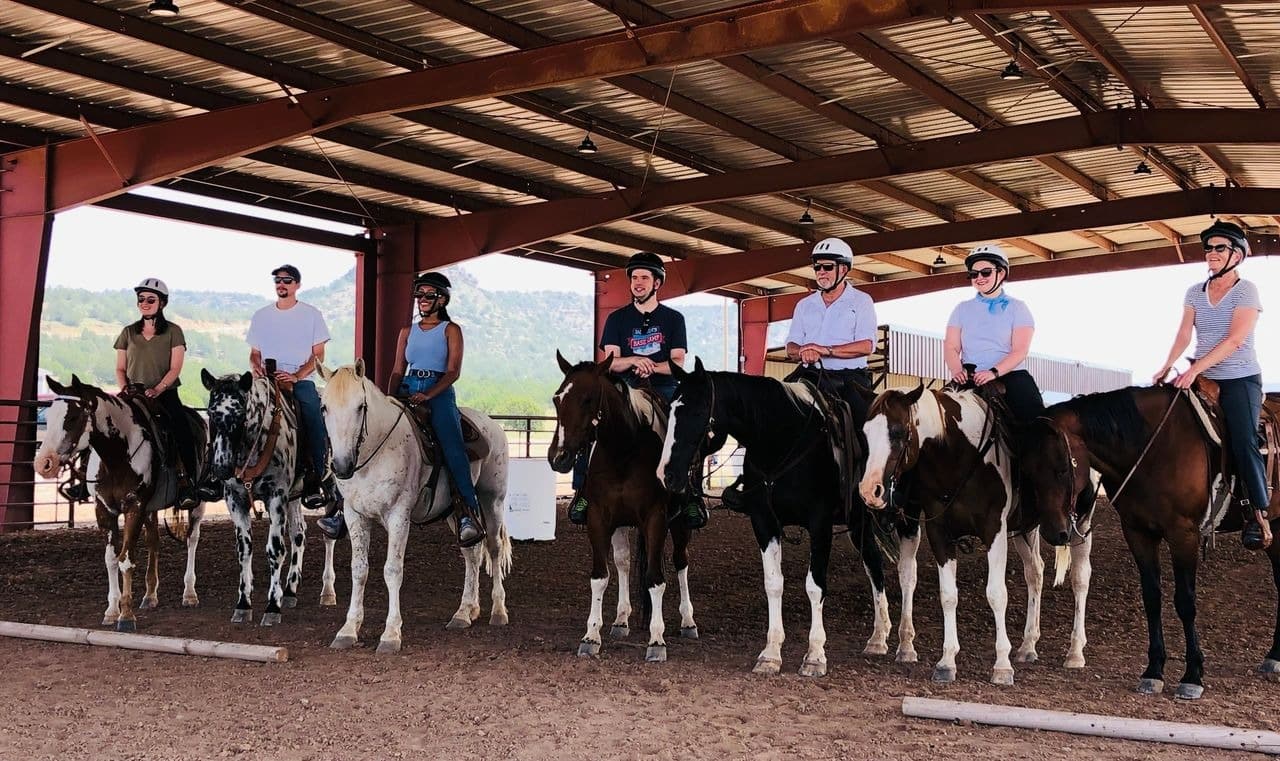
[966,268,996,280]
[1203,243,1233,254]
[273,276,296,285]
[812,262,838,273]
[136,296,159,305]
[414,290,442,300]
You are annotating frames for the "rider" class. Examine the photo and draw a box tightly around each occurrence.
[318,271,484,547]
[568,251,705,528]
[1154,220,1270,550]
[943,243,1045,423]
[246,264,334,509]
[112,277,199,509]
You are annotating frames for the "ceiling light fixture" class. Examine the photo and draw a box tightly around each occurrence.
[933,254,947,266]
[798,198,815,225]
[577,121,598,155]
[1000,41,1024,81]
[148,0,179,17]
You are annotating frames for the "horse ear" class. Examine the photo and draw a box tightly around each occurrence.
[354,358,366,378]
[904,383,925,405]
[315,363,332,381]
[670,360,688,381]
[201,368,216,390]
[238,372,253,391]
[70,374,84,390]
[47,376,67,396]
[596,351,615,373]
[694,357,705,375]
[556,349,574,376]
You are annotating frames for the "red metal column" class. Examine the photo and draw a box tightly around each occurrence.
[0,146,53,531]
[739,297,771,375]
[594,270,631,361]
[372,224,416,390]
[353,235,378,375]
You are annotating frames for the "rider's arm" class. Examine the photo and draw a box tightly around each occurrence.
[249,347,266,377]
[651,348,686,376]
[420,323,464,402]
[601,345,634,371]
[293,341,326,381]
[115,349,129,389]
[1155,305,1196,380]
[943,326,965,378]
[386,327,410,395]
[825,339,874,359]
[154,345,185,392]
[1186,306,1259,378]
[993,326,1033,376]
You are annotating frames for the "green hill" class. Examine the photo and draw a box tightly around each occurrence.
[38,268,738,415]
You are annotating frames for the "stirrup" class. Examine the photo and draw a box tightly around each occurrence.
[457,516,485,548]
[317,512,348,541]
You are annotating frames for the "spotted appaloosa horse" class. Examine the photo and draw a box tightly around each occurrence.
[659,360,891,677]
[859,385,1095,685]
[319,361,512,652]
[33,375,207,631]
[201,370,337,626]
[548,353,697,663]
[1023,385,1280,700]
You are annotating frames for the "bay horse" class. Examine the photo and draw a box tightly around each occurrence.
[658,360,891,677]
[1023,384,1280,700]
[549,352,698,663]
[859,385,1095,686]
[33,375,207,631]
[201,370,337,625]
[318,361,512,653]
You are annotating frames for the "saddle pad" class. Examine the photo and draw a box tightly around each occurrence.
[408,405,490,464]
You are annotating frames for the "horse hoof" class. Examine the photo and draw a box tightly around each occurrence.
[181,597,200,608]
[610,624,630,639]
[445,616,472,630]
[138,598,158,610]
[895,650,918,664]
[490,611,509,627]
[680,626,699,641]
[320,594,338,607]
[376,640,401,655]
[645,645,668,663]
[799,658,827,678]
[260,612,282,627]
[991,668,1015,686]
[1259,659,1280,680]
[578,640,601,658]
[231,609,251,624]
[753,657,782,675]
[931,666,956,684]
[101,617,118,627]
[1174,682,1204,701]
[330,635,358,650]
[862,642,888,656]
[282,596,298,609]
[1137,678,1164,695]
[1015,650,1039,664]
[115,619,136,633]
[1064,655,1086,669]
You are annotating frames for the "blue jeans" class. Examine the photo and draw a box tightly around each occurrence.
[572,375,676,490]
[400,375,480,510]
[1218,374,1269,511]
[293,380,328,476]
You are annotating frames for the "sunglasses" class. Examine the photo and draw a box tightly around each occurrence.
[136,296,159,305]
[1203,243,1234,254]
[812,262,838,273]
[273,276,296,285]
[966,268,997,280]
[414,290,442,300]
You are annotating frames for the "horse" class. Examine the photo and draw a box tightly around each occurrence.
[201,370,337,625]
[859,385,1095,685]
[658,360,891,676]
[33,375,207,631]
[318,361,512,652]
[1022,384,1280,700]
[548,352,697,663]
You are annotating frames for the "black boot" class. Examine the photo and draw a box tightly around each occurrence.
[195,474,224,502]
[317,510,347,541]
[720,478,746,513]
[59,479,90,503]
[302,472,331,510]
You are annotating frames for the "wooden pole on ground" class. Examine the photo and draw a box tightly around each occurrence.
[903,697,1280,755]
[0,621,288,663]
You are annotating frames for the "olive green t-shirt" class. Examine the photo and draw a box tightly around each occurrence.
[113,323,187,388]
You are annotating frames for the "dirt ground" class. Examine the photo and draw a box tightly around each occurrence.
[1,499,1277,761]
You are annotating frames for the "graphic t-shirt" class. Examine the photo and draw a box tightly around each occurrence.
[599,303,688,387]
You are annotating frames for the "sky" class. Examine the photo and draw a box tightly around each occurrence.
[43,186,1280,385]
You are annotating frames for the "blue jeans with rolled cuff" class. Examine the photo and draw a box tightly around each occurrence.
[293,380,329,477]
[400,374,480,511]
[1218,374,1270,512]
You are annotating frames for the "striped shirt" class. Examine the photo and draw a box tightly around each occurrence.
[1184,278,1263,380]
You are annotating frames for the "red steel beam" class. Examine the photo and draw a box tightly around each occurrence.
[1189,5,1269,109]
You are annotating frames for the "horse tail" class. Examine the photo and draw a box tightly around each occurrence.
[1053,544,1072,588]
[163,507,190,544]
[482,522,513,578]
[634,526,652,624]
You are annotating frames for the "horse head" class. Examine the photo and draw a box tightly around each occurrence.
[547,350,614,473]
[859,384,927,509]
[658,357,712,494]
[317,360,375,480]
[1023,414,1094,547]
[202,368,255,480]
[33,375,98,478]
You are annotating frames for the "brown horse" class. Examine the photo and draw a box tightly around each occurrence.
[1023,385,1280,700]
[548,352,697,662]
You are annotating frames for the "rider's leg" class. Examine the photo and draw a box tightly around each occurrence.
[159,388,200,508]
[568,451,590,525]
[1219,375,1271,550]
[426,385,485,546]
[293,380,332,507]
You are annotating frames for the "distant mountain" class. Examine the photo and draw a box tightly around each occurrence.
[37,267,737,415]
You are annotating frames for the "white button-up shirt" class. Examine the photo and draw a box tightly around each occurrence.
[785,284,877,370]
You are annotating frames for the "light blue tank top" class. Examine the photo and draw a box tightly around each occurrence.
[405,321,449,372]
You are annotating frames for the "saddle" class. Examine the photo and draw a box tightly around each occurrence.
[119,386,187,512]
[404,402,491,464]
[781,367,863,522]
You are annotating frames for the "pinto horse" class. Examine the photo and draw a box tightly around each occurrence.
[659,360,891,677]
[33,375,207,631]
[859,386,1095,685]
[201,370,337,625]
[318,361,512,652]
[1023,385,1280,700]
[548,353,697,662]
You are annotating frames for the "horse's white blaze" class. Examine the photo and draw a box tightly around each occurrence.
[804,570,827,668]
[33,401,77,476]
[859,415,891,505]
[759,539,785,664]
[656,398,683,479]
[553,382,572,405]
[895,529,922,662]
[648,582,667,646]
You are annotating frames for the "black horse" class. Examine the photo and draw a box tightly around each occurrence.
[1023,385,1280,700]
[659,359,891,676]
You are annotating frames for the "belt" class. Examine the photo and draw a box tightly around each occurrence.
[407,368,441,379]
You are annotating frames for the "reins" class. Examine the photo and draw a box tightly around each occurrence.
[234,381,284,492]
[1106,387,1183,507]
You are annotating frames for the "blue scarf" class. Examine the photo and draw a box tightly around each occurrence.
[975,291,1010,315]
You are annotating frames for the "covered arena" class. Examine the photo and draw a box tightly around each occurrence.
[1,0,1280,756]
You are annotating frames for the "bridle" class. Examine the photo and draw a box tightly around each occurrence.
[337,381,408,478]
[1032,416,1093,542]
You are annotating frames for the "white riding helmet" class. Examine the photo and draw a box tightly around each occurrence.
[964,243,1009,271]
[134,277,169,299]
[811,237,853,267]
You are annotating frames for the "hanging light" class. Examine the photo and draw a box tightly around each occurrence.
[798,198,815,225]
[148,0,179,16]
[1000,40,1024,81]
[577,121,598,155]
[933,254,947,266]
[1133,160,1153,175]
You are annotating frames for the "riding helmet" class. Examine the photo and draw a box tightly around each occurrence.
[964,243,1009,272]
[134,277,169,301]
[1199,220,1250,256]
[626,251,666,283]
[413,271,452,295]
[811,238,853,267]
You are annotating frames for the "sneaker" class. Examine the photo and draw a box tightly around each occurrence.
[458,516,484,547]
[317,512,347,541]
[681,498,708,530]
[568,494,588,525]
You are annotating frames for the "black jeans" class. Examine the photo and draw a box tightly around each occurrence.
[791,366,873,426]
[156,387,198,479]
[996,369,1046,425]
[1218,374,1269,511]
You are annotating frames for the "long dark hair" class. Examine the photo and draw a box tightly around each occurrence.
[130,300,171,335]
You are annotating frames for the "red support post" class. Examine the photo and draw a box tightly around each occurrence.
[594,270,632,361]
[371,224,416,391]
[739,297,771,376]
[353,236,379,376]
[0,146,54,531]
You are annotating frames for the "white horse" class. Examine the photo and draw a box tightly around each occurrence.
[33,375,206,630]
[318,361,512,653]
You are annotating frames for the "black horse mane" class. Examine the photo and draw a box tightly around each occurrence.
[1051,386,1157,451]
[703,371,814,442]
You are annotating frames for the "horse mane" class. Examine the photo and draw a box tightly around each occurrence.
[1051,386,1152,450]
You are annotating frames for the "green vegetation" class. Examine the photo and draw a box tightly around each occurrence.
[38,268,737,414]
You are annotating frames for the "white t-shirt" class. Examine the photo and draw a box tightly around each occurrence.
[246,301,331,378]
[785,284,877,370]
